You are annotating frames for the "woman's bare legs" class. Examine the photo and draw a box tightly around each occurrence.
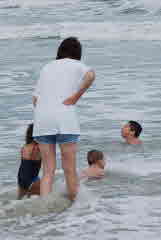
[39,143,56,196]
[60,143,78,201]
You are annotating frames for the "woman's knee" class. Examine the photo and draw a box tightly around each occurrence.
[43,168,55,179]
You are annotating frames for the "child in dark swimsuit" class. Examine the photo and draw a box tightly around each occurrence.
[17,123,41,199]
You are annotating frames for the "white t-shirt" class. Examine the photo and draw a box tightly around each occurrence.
[33,58,91,136]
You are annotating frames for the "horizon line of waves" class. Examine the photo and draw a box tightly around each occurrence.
[1,22,161,41]
[61,21,161,41]
[1,0,161,15]
[119,6,148,15]
[0,23,60,41]
[0,0,77,9]
[0,5,20,9]
[0,34,60,41]
[88,0,161,16]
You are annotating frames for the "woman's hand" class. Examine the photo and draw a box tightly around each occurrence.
[63,71,95,106]
[63,94,78,105]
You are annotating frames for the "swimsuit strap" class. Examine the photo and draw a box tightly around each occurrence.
[21,143,39,161]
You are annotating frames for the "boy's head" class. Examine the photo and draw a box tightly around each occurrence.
[121,121,142,139]
[25,123,34,144]
[56,37,82,61]
[87,150,105,169]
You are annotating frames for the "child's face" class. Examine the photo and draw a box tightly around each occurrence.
[121,123,134,138]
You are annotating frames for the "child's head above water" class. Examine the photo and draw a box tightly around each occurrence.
[121,120,142,144]
[87,150,105,169]
[25,123,34,144]
[122,121,142,138]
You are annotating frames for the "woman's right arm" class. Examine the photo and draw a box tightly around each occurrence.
[33,68,44,107]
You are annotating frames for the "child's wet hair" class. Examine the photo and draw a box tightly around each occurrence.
[25,123,34,144]
[128,120,142,138]
[87,150,104,166]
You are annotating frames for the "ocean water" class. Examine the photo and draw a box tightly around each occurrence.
[1,0,161,239]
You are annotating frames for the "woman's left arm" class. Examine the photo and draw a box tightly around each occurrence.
[63,70,95,105]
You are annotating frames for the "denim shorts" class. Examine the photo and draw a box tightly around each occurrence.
[34,134,80,144]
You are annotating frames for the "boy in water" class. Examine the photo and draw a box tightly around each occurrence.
[121,120,142,145]
[80,150,106,179]
[17,124,41,199]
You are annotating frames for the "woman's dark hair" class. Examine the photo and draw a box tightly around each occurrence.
[25,123,34,144]
[56,37,82,60]
[129,121,142,138]
[87,150,104,166]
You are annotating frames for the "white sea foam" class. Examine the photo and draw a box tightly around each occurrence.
[0,181,95,221]
[111,152,161,176]
[0,190,71,219]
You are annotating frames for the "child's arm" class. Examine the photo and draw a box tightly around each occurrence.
[63,71,95,105]
[33,68,44,107]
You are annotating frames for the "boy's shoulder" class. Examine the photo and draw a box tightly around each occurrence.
[80,167,105,179]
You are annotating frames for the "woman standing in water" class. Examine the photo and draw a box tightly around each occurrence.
[33,37,95,200]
